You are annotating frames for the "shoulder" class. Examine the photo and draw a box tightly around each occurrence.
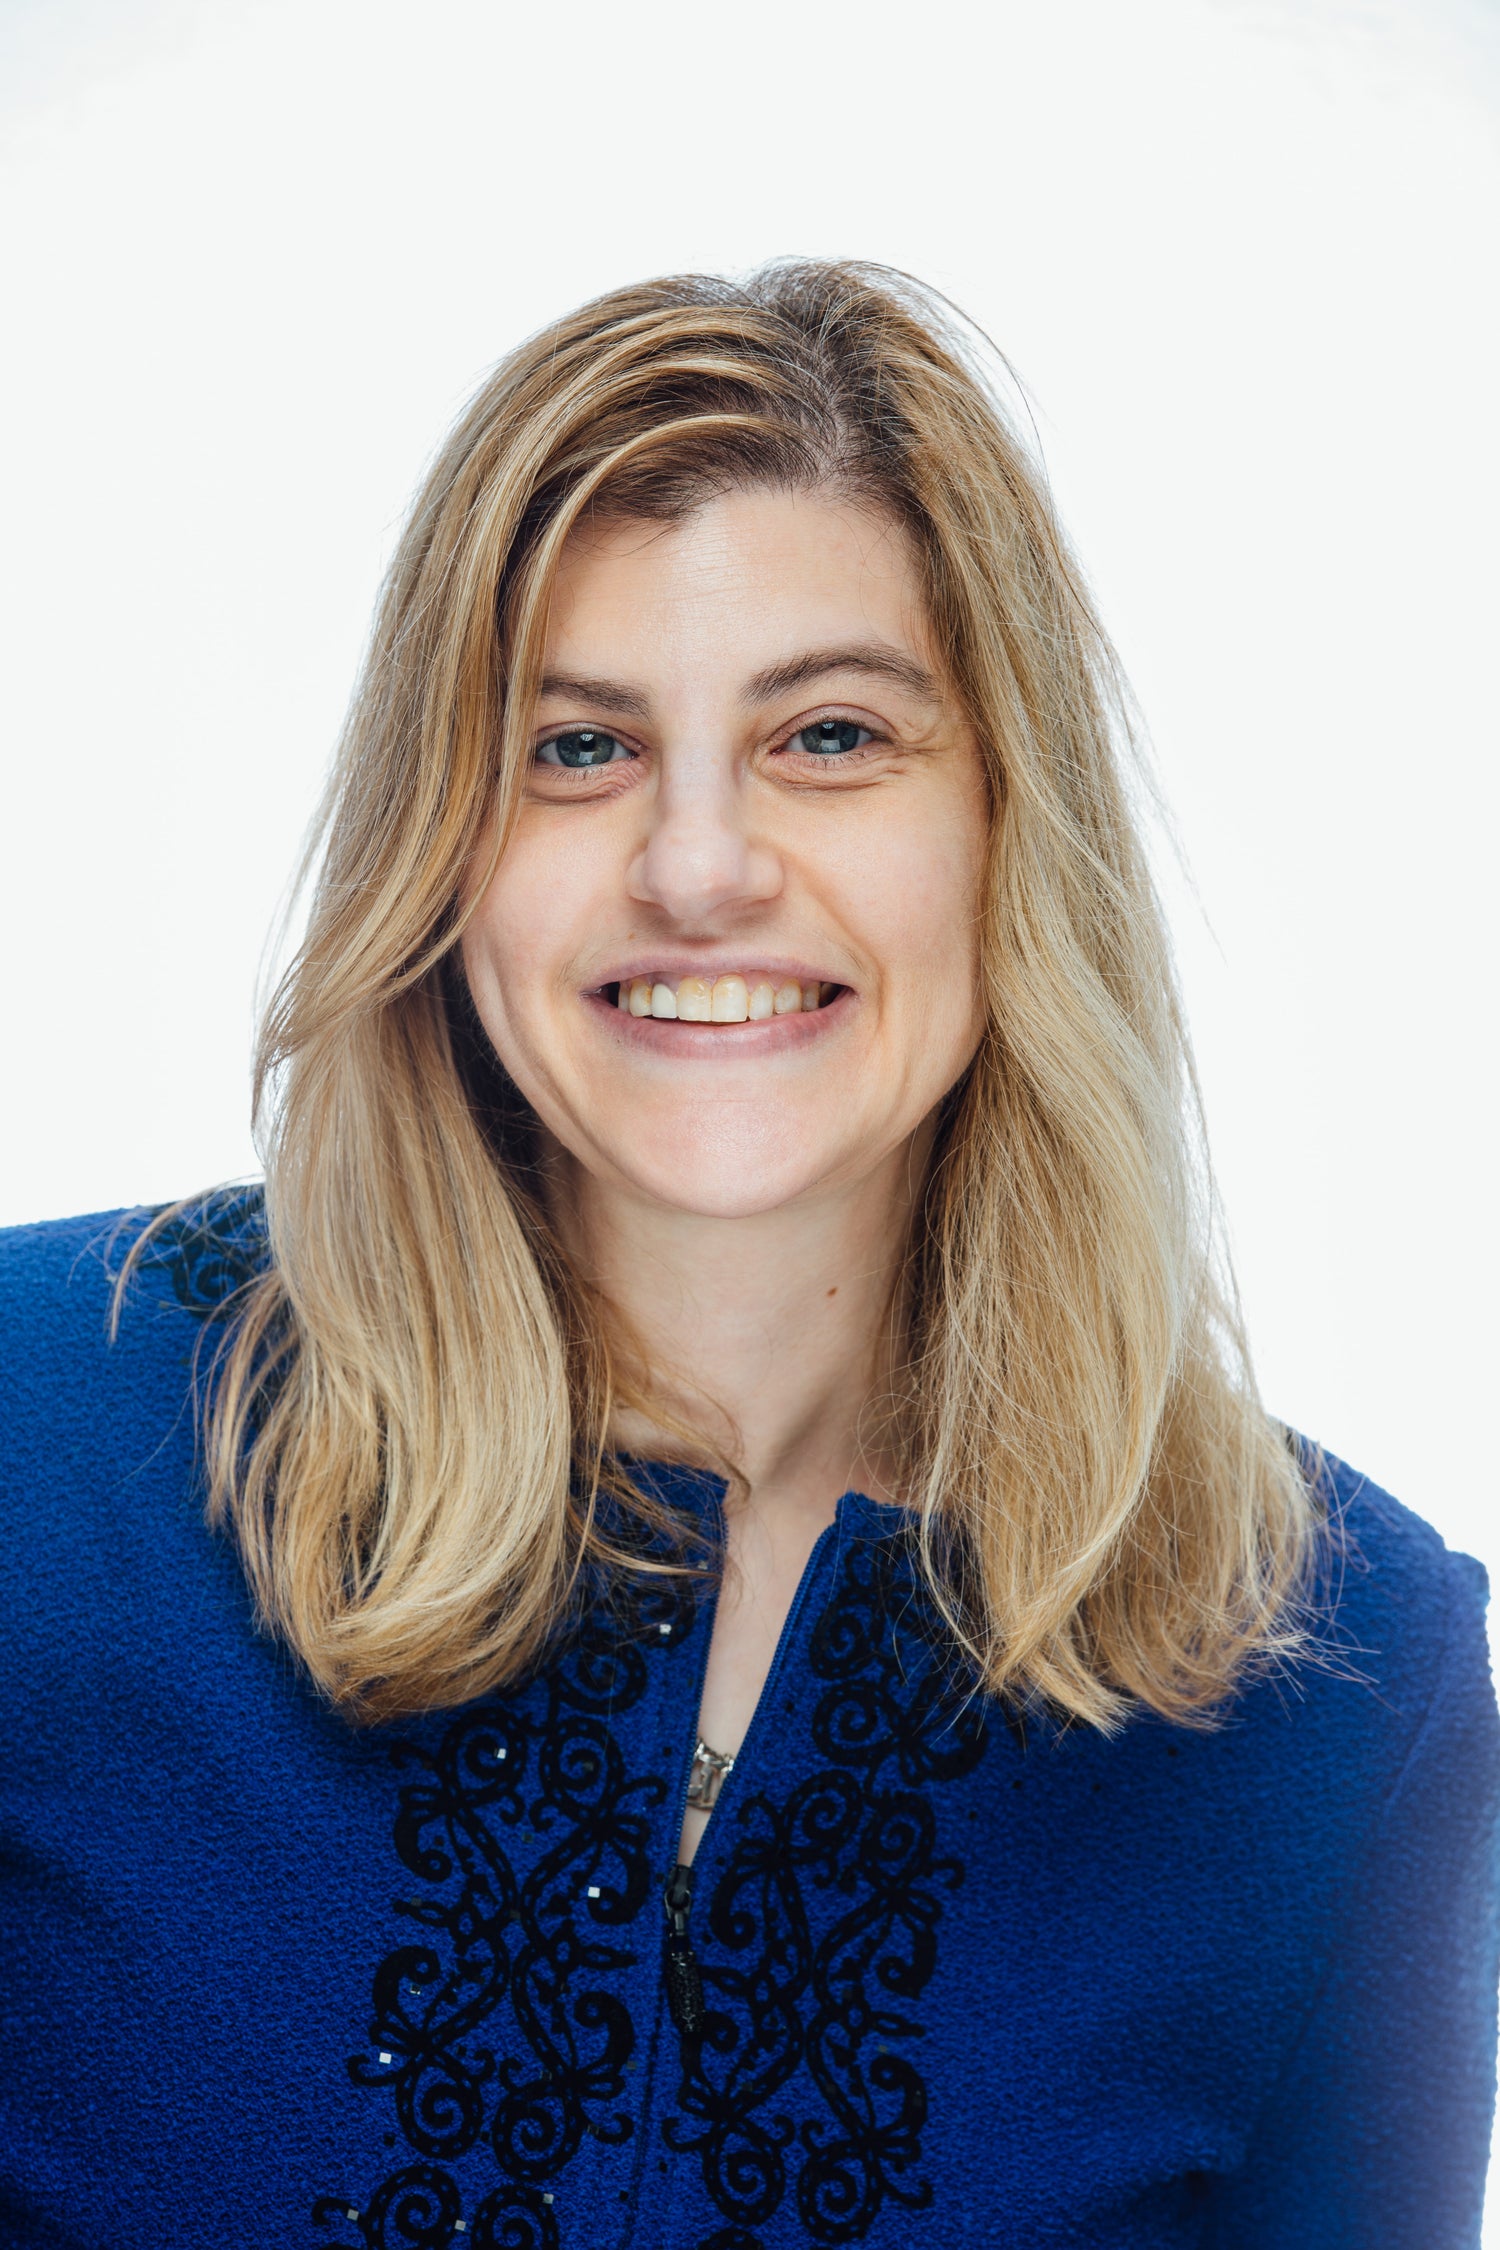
[1310,1443,1491,1728]
[0,1205,149,1433]
[1075,1447,1500,1946]
[0,1202,135,1323]
[1237,1442,1500,1844]
[0,1197,274,1773]
[0,1180,267,1349]
[0,1185,269,1513]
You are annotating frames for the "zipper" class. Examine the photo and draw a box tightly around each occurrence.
[662,1861,705,2037]
[657,1506,844,2058]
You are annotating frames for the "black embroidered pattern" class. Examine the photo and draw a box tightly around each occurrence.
[311,2166,560,2250]
[315,1568,699,2248]
[125,1184,270,1317]
[667,1533,987,2246]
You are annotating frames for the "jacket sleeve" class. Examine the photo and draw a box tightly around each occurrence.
[1217,1553,1500,2248]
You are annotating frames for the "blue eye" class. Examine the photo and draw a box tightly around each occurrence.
[537,729,631,769]
[794,720,871,756]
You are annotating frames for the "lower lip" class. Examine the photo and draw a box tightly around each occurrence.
[583,985,854,1057]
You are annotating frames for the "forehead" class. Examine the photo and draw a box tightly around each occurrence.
[543,488,935,679]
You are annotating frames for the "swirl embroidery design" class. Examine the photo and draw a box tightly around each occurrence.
[667,1534,987,2247]
[126,1185,270,1316]
[314,1570,696,2250]
[133,1204,989,2250]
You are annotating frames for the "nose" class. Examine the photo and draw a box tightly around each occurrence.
[627,762,783,923]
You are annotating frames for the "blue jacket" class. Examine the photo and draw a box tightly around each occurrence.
[1,1195,1497,2249]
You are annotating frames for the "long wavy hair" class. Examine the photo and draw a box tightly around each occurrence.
[136,258,1319,1725]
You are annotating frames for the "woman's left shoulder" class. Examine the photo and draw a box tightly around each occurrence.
[1308,1443,1491,1717]
[1238,1443,1500,1825]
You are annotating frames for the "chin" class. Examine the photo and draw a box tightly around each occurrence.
[615,1133,845,1221]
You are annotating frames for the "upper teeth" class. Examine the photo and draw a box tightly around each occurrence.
[614,975,830,1022]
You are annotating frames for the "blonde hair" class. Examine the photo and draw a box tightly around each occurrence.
[138,259,1318,1725]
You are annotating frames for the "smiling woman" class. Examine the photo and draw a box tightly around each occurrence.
[1,261,1496,2249]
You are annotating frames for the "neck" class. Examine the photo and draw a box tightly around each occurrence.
[549,1141,927,1519]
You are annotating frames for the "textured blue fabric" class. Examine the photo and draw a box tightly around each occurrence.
[1,1199,1497,2250]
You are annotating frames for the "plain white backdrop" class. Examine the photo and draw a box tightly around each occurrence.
[3,0,1498,2204]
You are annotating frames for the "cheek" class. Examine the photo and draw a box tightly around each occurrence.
[460,834,582,1060]
[841,794,987,1015]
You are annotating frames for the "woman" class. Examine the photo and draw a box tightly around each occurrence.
[1,261,1495,2249]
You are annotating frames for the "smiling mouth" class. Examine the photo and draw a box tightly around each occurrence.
[609,974,839,1023]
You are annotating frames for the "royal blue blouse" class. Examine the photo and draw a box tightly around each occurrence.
[1,1196,1497,2249]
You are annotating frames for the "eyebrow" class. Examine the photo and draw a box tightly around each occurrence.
[744,644,940,706]
[537,671,653,718]
[536,642,940,721]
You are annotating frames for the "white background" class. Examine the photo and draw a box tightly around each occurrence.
[2,0,1498,2205]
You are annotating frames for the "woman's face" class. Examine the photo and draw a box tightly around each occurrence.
[462,486,989,1220]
